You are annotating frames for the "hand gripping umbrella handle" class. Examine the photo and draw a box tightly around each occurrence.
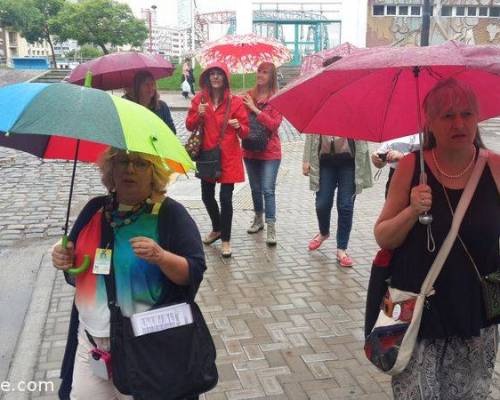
[62,235,91,275]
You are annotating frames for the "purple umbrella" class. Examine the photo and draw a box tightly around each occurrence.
[66,52,174,90]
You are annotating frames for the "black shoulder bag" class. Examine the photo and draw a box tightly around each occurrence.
[103,198,218,399]
[242,105,271,152]
[195,96,232,180]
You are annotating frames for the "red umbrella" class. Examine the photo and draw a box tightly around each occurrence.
[196,33,291,73]
[270,40,500,142]
[66,52,175,90]
[300,42,360,75]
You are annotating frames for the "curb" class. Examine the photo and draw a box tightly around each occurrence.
[3,245,57,400]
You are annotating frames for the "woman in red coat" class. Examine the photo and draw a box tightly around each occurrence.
[186,62,249,258]
[242,62,283,245]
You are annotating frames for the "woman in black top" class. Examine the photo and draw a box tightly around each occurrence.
[375,78,500,399]
[129,70,177,135]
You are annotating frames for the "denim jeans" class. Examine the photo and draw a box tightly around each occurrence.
[315,158,356,250]
[200,180,234,241]
[244,158,281,223]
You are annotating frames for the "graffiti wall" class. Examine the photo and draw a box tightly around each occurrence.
[367,0,500,47]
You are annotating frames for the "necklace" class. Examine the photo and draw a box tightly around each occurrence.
[104,197,152,230]
[432,147,476,179]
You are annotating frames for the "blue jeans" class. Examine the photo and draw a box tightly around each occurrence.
[315,159,356,250]
[244,158,281,223]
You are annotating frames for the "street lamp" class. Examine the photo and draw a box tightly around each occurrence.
[147,5,157,54]
[420,0,431,46]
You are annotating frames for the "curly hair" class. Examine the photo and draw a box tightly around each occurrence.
[98,147,174,194]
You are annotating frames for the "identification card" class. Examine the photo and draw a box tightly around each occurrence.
[92,248,112,275]
[130,303,194,337]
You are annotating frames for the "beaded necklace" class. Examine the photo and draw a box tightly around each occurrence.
[103,196,153,230]
[431,146,476,179]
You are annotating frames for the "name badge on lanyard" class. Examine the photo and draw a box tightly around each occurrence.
[93,248,112,275]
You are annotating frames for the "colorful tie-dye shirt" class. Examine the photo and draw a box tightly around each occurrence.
[75,204,167,337]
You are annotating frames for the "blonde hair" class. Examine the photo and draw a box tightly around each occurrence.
[98,147,174,194]
[249,62,278,102]
[422,78,484,149]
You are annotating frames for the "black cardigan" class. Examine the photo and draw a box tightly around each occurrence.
[58,196,206,399]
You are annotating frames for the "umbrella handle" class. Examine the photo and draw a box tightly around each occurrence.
[62,235,91,275]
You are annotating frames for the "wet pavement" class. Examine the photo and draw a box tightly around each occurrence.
[0,105,498,399]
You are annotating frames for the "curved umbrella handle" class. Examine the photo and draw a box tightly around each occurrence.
[62,235,91,276]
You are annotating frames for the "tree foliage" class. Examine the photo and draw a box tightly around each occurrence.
[52,0,148,54]
[66,44,103,59]
[0,0,64,66]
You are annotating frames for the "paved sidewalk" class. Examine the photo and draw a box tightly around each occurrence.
[1,119,499,399]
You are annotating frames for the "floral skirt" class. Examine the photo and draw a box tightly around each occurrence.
[392,325,498,400]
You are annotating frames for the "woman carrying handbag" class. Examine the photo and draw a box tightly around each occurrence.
[374,78,500,399]
[185,62,249,258]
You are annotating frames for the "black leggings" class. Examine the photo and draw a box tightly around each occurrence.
[201,180,234,241]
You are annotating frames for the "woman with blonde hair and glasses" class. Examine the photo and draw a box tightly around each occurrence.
[54,148,206,399]
[242,62,283,245]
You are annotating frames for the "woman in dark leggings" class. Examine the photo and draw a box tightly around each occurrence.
[185,62,249,258]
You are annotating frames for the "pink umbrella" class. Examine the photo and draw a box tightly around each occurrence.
[300,42,360,75]
[271,40,500,142]
[196,33,291,73]
[66,52,175,90]
[271,40,500,225]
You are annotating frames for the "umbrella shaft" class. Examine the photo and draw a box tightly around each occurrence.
[64,140,81,236]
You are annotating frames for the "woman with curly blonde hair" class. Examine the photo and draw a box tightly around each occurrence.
[53,147,206,399]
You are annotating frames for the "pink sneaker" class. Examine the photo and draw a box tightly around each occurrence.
[337,254,353,268]
[308,234,329,251]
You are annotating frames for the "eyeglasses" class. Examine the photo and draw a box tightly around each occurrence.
[113,157,151,171]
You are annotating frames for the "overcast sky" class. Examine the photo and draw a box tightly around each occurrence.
[119,0,246,26]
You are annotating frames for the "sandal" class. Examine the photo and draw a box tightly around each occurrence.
[308,234,329,251]
[203,232,221,245]
[337,254,353,268]
[221,242,232,258]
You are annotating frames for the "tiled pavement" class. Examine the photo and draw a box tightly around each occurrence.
[1,118,499,399]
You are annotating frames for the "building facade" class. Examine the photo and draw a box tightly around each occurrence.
[367,0,500,46]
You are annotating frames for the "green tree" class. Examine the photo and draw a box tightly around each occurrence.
[52,0,148,55]
[66,44,103,60]
[0,0,64,67]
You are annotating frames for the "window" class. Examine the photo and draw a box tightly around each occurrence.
[411,6,421,16]
[387,5,396,15]
[467,7,477,16]
[491,7,500,17]
[373,5,384,16]
[399,6,409,15]
[456,6,465,16]
[479,7,488,16]
[441,6,452,16]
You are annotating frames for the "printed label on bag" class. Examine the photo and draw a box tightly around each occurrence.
[131,303,194,336]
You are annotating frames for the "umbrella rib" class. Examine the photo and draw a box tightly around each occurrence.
[379,69,403,141]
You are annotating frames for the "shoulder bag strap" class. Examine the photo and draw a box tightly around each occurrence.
[419,148,488,295]
[217,95,232,145]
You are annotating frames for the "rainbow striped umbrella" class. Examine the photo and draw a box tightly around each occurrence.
[0,82,193,171]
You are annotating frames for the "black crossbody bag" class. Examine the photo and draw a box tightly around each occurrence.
[101,199,218,399]
[195,96,232,180]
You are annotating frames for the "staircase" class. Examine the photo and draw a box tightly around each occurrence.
[277,65,301,88]
[30,68,71,83]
